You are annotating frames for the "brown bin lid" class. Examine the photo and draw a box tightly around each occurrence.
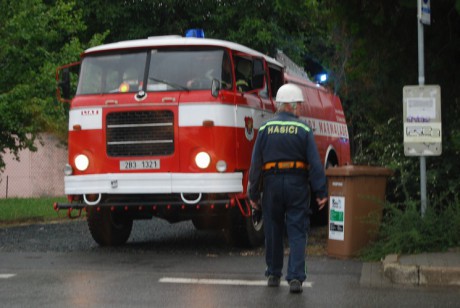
[325,165,393,177]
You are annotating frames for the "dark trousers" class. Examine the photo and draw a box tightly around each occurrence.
[262,172,310,282]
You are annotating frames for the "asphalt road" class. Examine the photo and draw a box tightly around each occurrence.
[1,219,460,307]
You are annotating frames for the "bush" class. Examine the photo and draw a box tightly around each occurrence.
[361,198,460,261]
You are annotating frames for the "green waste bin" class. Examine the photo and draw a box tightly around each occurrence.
[325,165,393,259]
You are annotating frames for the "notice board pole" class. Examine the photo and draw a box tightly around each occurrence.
[417,0,427,217]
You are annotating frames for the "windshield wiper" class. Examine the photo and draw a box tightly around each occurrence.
[148,76,189,92]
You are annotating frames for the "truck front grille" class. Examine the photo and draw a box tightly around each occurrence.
[106,111,174,157]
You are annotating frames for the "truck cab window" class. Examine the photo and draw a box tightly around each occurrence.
[77,52,146,95]
[269,66,284,99]
[148,48,229,91]
[76,49,232,94]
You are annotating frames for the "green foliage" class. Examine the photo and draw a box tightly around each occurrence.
[0,0,107,170]
[320,0,460,204]
[76,0,321,63]
[361,199,460,261]
[309,1,460,258]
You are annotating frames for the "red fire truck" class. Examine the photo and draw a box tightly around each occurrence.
[55,32,350,247]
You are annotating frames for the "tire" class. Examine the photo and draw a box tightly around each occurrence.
[225,199,264,248]
[87,207,133,246]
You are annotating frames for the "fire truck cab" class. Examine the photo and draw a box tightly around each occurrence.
[55,33,350,247]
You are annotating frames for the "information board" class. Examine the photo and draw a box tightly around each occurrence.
[403,85,441,156]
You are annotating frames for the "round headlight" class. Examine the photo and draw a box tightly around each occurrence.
[195,152,211,169]
[74,154,89,171]
[216,160,227,172]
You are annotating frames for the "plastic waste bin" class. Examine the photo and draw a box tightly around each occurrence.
[325,165,393,259]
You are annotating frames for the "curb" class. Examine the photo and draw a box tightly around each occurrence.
[382,254,460,287]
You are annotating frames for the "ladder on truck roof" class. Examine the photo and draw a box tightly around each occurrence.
[275,50,311,82]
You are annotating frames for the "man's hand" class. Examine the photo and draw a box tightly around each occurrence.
[316,197,328,211]
[250,199,260,211]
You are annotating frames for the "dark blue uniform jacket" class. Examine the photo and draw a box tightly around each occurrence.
[248,111,327,202]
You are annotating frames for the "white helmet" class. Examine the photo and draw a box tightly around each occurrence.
[275,84,304,104]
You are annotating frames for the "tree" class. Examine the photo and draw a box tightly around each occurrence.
[76,0,320,63]
[0,0,107,171]
[318,0,460,203]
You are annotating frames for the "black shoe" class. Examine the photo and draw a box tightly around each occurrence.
[267,275,280,287]
[289,279,303,293]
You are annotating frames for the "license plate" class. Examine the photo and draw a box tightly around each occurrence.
[120,160,160,170]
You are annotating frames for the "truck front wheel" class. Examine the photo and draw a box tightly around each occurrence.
[87,207,133,246]
[225,199,264,248]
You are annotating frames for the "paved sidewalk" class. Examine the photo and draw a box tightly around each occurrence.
[361,249,460,288]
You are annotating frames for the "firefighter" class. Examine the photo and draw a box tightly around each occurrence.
[248,83,328,294]
[235,58,252,92]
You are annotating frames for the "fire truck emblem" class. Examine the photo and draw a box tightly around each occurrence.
[244,116,254,141]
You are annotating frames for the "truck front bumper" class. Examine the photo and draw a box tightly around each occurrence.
[64,172,243,195]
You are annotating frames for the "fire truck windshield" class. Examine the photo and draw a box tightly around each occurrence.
[76,48,230,95]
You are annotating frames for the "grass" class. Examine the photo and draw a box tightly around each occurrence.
[0,197,68,225]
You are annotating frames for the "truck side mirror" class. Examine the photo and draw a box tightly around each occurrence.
[56,62,80,103]
[59,68,71,99]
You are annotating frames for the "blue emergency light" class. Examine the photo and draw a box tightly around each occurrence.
[314,73,328,84]
[185,29,205,38]
[319,73,328,83]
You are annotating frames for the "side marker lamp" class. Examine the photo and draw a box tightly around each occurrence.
[64,164,73,176]
[216,160,227,172]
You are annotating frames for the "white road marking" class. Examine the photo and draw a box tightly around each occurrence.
[0,274,16,279]
[159,277,312,288]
